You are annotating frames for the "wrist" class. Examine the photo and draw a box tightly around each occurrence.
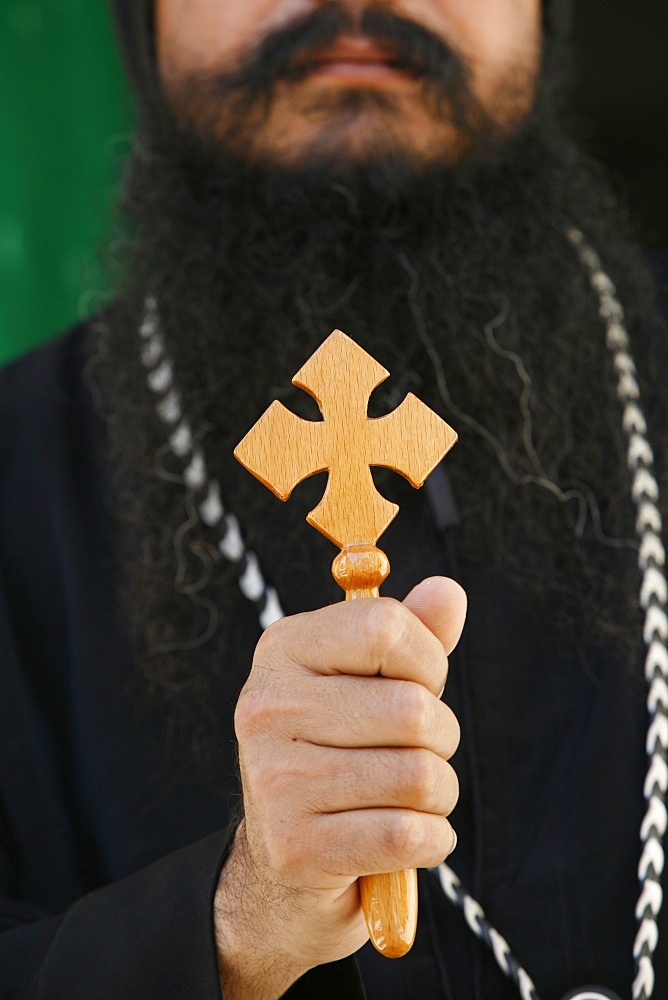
[213,821,309,1000]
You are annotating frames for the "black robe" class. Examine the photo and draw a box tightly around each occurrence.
[0,323,665,999]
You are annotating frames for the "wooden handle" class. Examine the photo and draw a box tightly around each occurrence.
[235,332,458,960]
[332,544,418,958]
[359,869,418,958]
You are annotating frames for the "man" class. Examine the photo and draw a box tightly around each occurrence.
[1,0,666,997]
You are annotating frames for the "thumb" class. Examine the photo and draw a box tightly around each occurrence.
[403,576,467,656]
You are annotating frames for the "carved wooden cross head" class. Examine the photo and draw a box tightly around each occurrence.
[234,329,457,597]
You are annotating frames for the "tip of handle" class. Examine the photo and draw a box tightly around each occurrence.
[359,869,418,959]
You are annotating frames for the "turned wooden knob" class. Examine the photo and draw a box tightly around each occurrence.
[331,544,390,599]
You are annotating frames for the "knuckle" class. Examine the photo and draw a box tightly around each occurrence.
[233,687,255,739]
[403,748,437,804]
[236,628,291,739]
[396,684,433,744]
[242,751,279,797]
[382,811,425,865]
[253,614,290,663]
[375,810,457,871]
[363,599,409,666]
[394,750,459,815]
[249,753,307,807]
[235,668,299,742]
[234,682,273,739]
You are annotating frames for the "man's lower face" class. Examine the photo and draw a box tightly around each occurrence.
[169,68,544,171]
[157,3,540,170]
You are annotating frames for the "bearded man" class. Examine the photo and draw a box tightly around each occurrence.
[1,0,666,998]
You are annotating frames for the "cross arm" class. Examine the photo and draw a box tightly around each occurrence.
[233,401,325,501]
[370,392,458,486]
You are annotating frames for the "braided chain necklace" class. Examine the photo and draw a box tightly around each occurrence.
[138,229,667,1000]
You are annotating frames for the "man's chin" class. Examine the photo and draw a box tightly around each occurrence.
[207,90,470,171]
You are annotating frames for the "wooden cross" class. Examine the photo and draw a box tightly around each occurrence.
[234,329,457,957]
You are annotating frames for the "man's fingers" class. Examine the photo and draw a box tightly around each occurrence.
[246,744,459,817]
[267,809,457,885]
[255,595,450,693]
[402,576,467,656]
[244,674,460,758]
[236,575,465,939]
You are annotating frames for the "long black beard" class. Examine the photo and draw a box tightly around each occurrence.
[93,82,665,763]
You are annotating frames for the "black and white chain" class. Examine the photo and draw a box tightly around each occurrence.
[435,229,668,1000]
[139,297,284,630]
[434,862,540,999]
[570,227,668,1000]
[138,228,667,999]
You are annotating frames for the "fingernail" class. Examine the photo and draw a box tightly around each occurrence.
[449,829,457,855]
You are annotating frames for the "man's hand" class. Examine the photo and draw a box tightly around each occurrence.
[214,576,466,999]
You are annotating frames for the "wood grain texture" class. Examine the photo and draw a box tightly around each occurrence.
[234,329,458,958]
[234,330,457,549]
[359,869,419,958]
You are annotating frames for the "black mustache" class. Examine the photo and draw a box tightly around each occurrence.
[220,3,467,100]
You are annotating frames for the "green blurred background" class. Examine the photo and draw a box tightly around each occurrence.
[0,1,132,365]
[0,1,666,366]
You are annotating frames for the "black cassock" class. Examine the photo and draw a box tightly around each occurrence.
[0,323,664,999]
